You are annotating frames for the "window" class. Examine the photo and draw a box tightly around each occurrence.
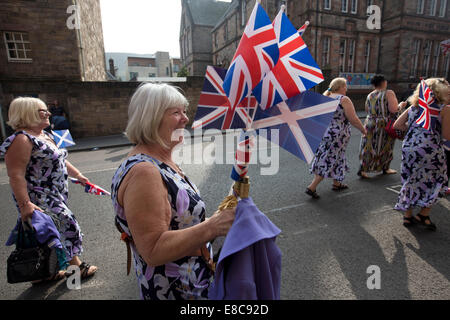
[3,31,32,61]
[324,0,331,9]
[432,42,440,76]
[342,0,348,12]
[166,67,169,76]
[417,0,424,14]
[214,32,218,49]
[351,0,358,14]
[422,40,432,77]
[347,39,355,72]
[410,39,421,77]
[129,72,139,79]
[439,0,447,17]
[322,37,330,66]
[429,0,437,15]
[148,73,156,77]
[364,41,371,73]
[241,0,247,27]
[339,39,347,72]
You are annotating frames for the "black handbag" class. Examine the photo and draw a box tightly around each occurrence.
[7,221,58,284]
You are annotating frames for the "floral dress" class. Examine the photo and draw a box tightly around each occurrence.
[0,131,83,261]
[310,95,351,182]
[111,154,214,300]
[359,90,396,172]
[394,106,448,211]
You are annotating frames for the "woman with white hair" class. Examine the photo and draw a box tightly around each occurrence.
[306,77,367,199]
[0,97,97,282]
[111,83,235,300]
[393,78,450,231]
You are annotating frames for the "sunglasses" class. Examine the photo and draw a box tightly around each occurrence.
[38,109,51,115]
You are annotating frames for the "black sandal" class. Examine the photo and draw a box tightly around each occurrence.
[332,183,349,191]
[65,262,97,279]
[415,214,436,231]
[305,188,320,199]
[403,216,416,228]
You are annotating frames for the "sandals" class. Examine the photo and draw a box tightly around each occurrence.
[305,188,320,199]
[31,270,66,285]
[65,262,97,279]
[414,213,437,231]
[403,216,416,228]
[332,183,349,191]
[357,170,371,179]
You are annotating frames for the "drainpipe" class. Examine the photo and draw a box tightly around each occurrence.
[376,0,385,74]
[73,0,85,81]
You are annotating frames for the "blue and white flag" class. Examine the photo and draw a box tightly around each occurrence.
[51,130,75,148]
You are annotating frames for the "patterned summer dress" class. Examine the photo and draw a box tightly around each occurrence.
[359,90,396,172]
[111,154,214,300]
[394,106,448,211]
[310,94,351,182]
[0,131,83,261]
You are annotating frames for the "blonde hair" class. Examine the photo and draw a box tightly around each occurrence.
[125,83,189,147]
[7,97,47,130]
[323,78,347,97]
[408,78,450,107]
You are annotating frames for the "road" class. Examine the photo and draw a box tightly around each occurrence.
[0,131,449,300]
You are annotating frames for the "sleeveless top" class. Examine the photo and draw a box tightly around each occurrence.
[366,90,393,120]
[111,154,214,300]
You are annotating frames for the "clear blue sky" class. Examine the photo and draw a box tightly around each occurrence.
[100,0,232,57]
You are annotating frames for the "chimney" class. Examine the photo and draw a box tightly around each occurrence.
[109,58,116,77]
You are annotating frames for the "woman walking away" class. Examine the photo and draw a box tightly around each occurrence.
[393,78,449,231]
[306,78,367,199]
[358,75,407,179]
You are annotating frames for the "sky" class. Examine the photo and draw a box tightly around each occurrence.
[100,0,232,58]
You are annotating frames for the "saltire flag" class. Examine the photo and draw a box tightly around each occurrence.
[222,1,279,111]
[298,21,309,36]
[251,91,339,164]
[441,39,450,56]
[51,130,75,148]
[416,80,441,131]
[252,9,324,110]
[192,66,258,130]
[70,178,111,196]
[230,130,256,182]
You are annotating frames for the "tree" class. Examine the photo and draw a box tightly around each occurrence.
[177,66,188,77]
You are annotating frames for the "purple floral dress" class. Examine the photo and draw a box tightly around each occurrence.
[394,106,448,211]
[0,131,83,261]
[310,95,351,182]
[111,154,214,300]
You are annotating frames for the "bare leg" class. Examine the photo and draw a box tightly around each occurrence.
[308,175,324,192]
[69,256,98,277]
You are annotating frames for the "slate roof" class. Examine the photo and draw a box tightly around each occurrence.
[186,0,231,26]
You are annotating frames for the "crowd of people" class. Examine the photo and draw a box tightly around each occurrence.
[0,76,448,299]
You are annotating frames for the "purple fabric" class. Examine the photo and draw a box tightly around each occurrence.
[208,197,282,300]
[6,210,63,249]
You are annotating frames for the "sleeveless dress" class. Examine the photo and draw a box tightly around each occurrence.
[0,131,83,261]
[394,105,448,211]
[111,154,214,300]
[310,95,351,182]
[359,90,396,172]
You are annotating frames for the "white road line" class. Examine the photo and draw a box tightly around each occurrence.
[265,202,308,214]
[293,224,328,236]
[439,198,450,210]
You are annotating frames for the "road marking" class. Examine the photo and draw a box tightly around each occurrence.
[439,198,450,210]
[386,185,402,194]
[265,202,308,214]
[293,224,328,236]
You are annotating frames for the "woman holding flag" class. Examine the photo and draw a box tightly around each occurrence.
[0,97,97,281]
[306,78,367,199]
[393,78,449,230]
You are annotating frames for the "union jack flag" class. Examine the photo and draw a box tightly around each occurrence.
[298,21,309,36]
[192,66,258,130]
[222,1,279,111]
[441,39,450,56]
[70,178,111,196]
[416,80,441,131]
[251,91,339,164]
[252,10,324,110]
[231,130,256,182]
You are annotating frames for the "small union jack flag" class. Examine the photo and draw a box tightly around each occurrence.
[298,21,309,36]
[192,66,258,130]
[252,9,324,110]
[441,39,450,56]
[70,178,111,196]
[416,80,441,131]
[231,130,256,182]
[222,1,279,111]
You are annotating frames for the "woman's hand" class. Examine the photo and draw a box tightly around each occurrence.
[208,207,236,238]
[361,127,368,137]
[398,101,407,112]
[19,201,43,222]
[75,173,90,186]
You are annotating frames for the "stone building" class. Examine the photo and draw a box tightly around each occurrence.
[179,0,230,76]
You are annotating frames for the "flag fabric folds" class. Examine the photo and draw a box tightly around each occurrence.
[252,91,339,164]
[51,130,75,148]
[192,66,258,130]
[416,80,441,131]
[231,130,256,182]
[70,178,111,196]
[222,1,279,111]
[252,10,324,111]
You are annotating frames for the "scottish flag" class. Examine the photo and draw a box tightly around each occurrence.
[51,130,75,148]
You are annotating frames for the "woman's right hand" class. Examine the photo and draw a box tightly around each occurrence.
[19,201,43,222]
[208,207,236,238]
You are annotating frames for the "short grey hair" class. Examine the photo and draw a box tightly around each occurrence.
[125,83,189,147]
